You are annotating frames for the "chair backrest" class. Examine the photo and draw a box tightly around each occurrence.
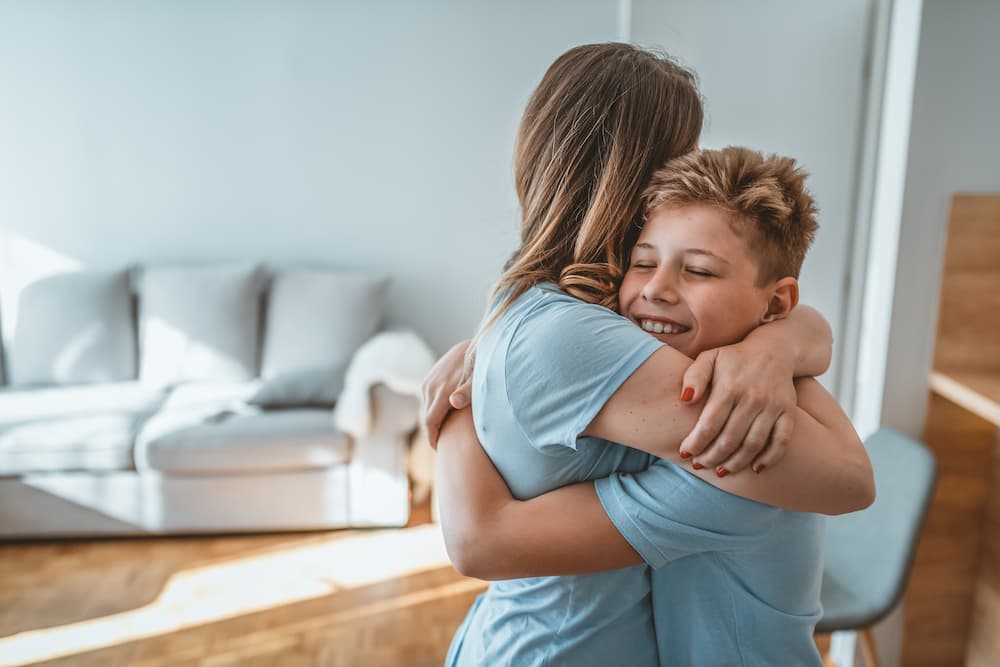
[817,427,938,632]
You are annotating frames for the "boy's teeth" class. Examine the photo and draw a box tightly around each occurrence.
[642,319,676,334]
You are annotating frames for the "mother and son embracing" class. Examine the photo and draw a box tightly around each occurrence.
[420,42,876,667]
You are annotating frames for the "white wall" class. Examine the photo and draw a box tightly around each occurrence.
[881,0,1000,436]
[0,0,618,354]
[630,0,873,397]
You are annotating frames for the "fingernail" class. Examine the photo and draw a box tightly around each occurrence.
[681,387,695,402]
[715,466,729,478]
[451,393,468,408]
[692,461,704,470]
[680,450,691,459]
[753,464,765,474]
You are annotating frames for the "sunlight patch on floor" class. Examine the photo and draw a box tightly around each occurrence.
[0,524,453,666]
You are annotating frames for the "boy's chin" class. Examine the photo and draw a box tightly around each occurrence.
[646,330,698,357]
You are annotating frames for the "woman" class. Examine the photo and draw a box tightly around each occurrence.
[424,43,873,666]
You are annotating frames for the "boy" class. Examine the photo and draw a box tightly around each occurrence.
[437,146,862,666]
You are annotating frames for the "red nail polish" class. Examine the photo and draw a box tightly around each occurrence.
[715,466,729,478]
[680,450,691,459]
[692,462,704,470]
[753,464,766,474]
[681,387,695,402]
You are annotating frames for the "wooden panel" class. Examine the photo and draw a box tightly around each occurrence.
[933,194,1000,375]
[903,392,997,667]
[966,428,1000,667]
[929,372,1000,427]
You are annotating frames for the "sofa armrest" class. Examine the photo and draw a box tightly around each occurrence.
[367,383,420,437]
[346,384,420,527]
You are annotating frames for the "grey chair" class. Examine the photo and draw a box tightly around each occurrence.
[818,428,938,667]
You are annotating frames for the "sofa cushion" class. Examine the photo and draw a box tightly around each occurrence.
[135,264,264,386]
[138,409,351,475]
[247,367,343,409]
[132,381,262,459]
[6,270,136,386]
[0,381,167,474]
[253,269,387,407]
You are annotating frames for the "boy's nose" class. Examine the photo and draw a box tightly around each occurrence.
[642,271,680,304]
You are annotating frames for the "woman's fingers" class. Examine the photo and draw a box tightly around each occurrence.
[751,412,794,473]
[422,385,453,449]
[450,375,472,409]
[691,399,760,471]
[679,387,735,459]
[681,349,717,404]
[420,340,472,448]
[716,409,778,474]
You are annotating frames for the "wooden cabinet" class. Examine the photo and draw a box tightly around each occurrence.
[903,194,1000,667]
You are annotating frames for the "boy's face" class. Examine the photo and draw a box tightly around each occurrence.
[618,203,785,358]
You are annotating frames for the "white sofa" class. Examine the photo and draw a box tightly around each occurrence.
[0,263,428,539]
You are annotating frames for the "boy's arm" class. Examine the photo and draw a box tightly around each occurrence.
[440,377,873,580]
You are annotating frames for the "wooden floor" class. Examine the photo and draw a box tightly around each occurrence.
[0,501,843,667]
[0,503,486,667]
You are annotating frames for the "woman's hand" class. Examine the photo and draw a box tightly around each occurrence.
[679,344,797,475]
[678,305,833,475]
[421,340,473,447]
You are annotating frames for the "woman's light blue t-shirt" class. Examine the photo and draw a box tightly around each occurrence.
[446,284,663,667]
[447,284,827,666]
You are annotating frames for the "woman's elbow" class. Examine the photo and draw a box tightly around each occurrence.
[442,523,501,580]
[830,457,877,515]
[855,468,877,512]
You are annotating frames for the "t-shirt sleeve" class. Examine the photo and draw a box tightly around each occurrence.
[504,296,662,453]
[594,459,774,567]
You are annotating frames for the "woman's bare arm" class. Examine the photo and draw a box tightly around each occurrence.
[440,377,873,579]
[583,348,873,512]
[437,408,639,579]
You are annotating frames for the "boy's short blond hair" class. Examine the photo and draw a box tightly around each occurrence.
[642,147,818,285]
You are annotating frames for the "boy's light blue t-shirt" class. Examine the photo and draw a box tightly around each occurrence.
[596,463,827,666]
[447,284,826,667]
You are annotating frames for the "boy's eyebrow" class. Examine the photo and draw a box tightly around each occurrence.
[685,248,731,265]
[632,243,732,265]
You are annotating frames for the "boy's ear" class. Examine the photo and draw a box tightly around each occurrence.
[761,277,799,323]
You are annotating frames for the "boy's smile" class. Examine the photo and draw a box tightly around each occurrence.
[619,203,780,358]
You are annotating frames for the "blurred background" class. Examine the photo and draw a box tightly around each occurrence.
[1,0,996,431]
[0,2,998,666]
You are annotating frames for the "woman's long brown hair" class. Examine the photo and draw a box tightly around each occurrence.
[470,43,703,364]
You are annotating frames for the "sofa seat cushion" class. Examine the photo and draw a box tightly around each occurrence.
[138,409,351,475]
[0,381,166,474]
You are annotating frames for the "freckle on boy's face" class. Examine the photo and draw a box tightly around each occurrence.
[618,203,772,358]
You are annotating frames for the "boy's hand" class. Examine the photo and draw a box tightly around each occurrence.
[678,344,796,475]
[421,340,473,448]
